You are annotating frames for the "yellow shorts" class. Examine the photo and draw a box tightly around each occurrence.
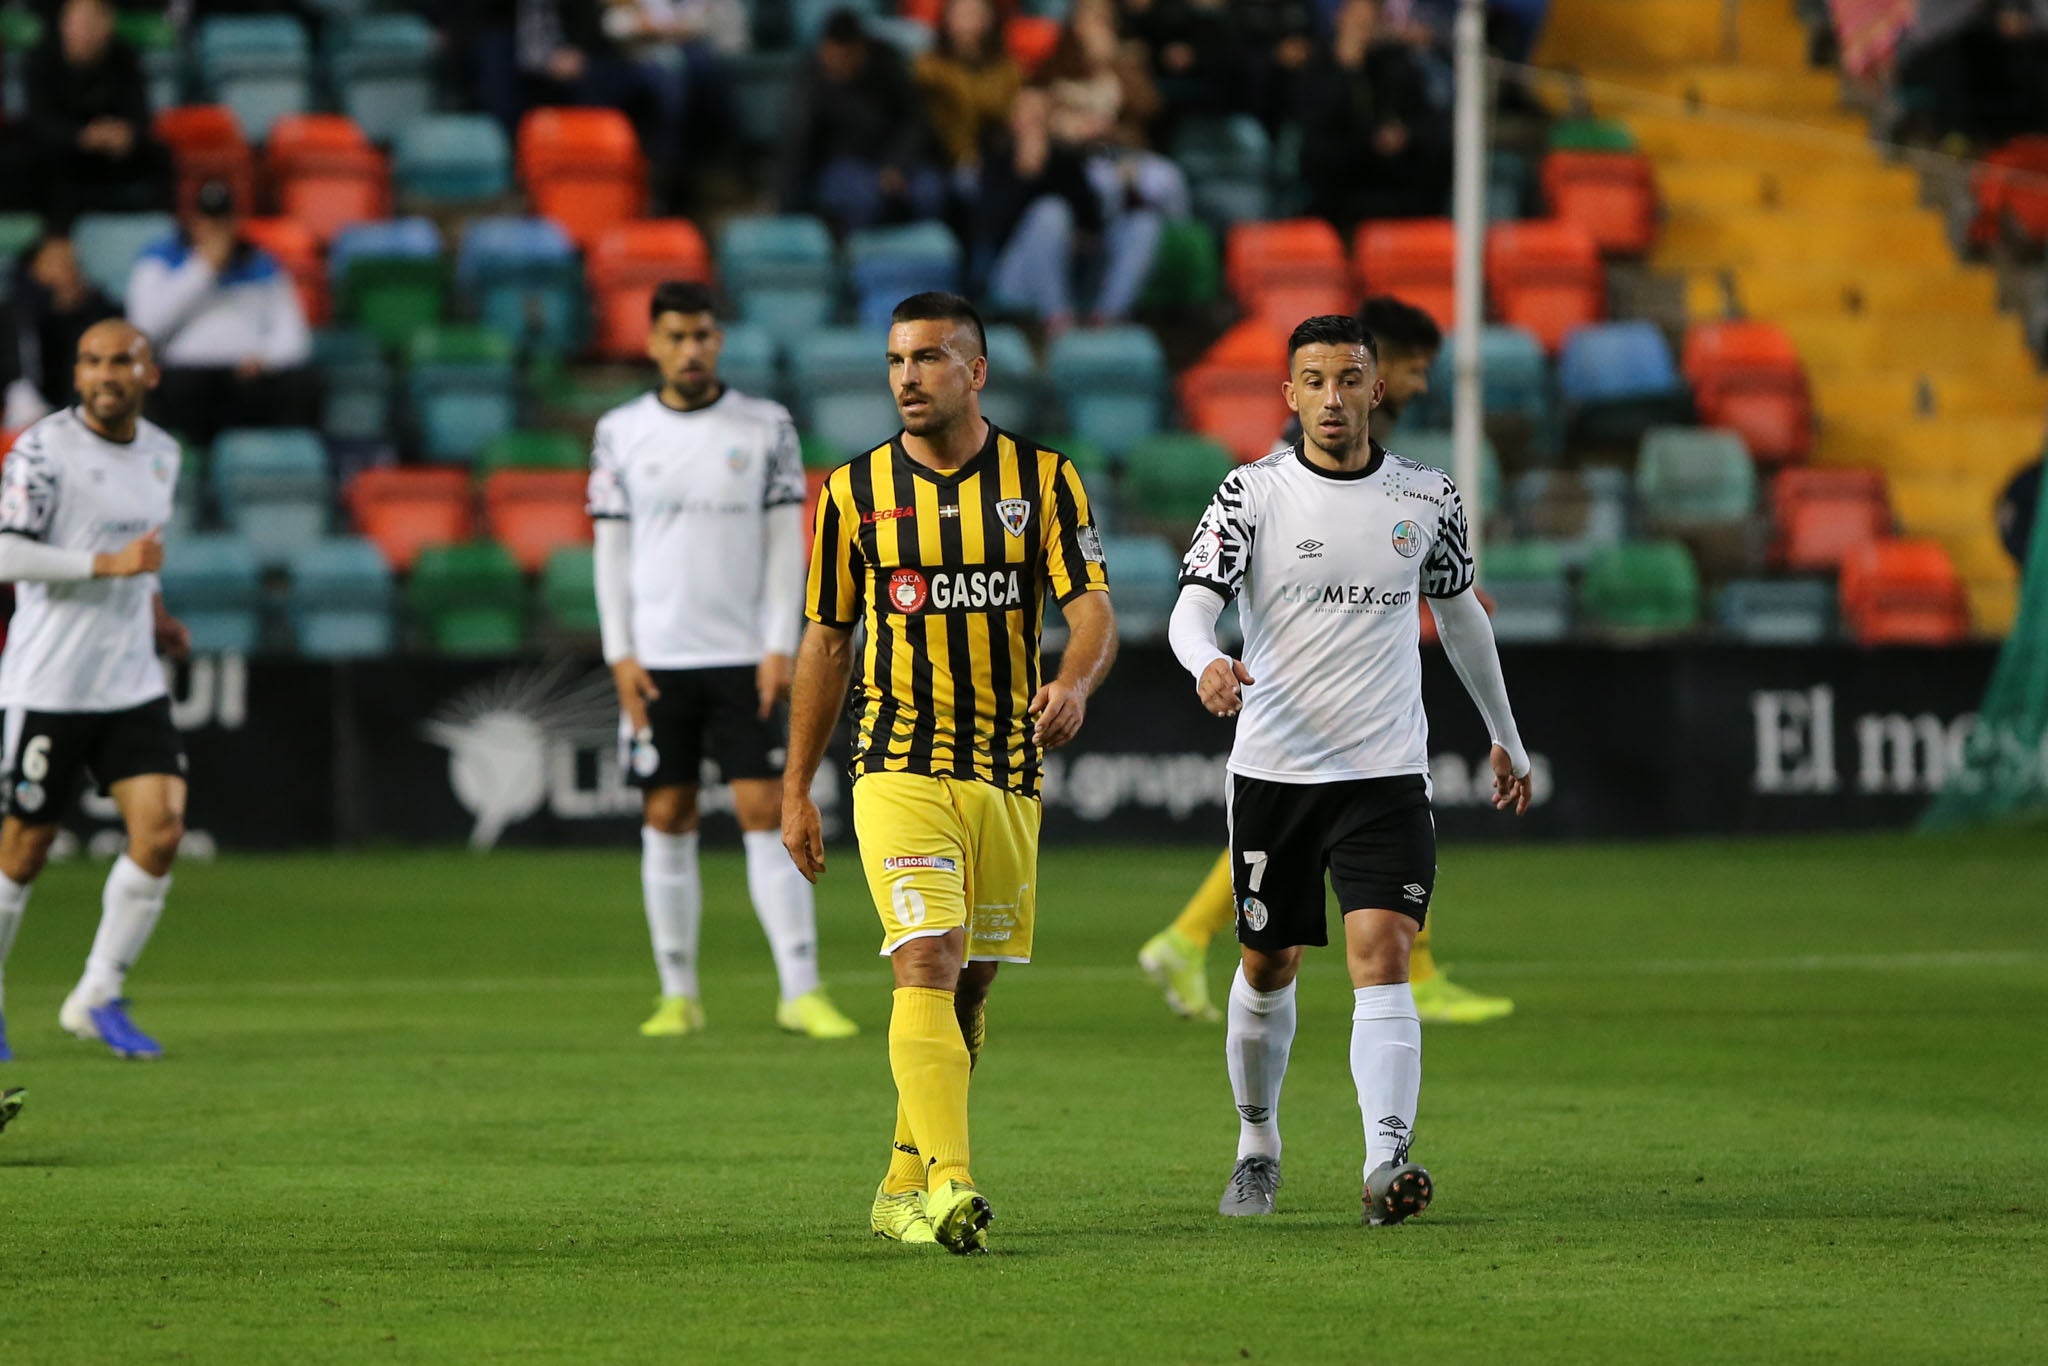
[852,771,1041,963]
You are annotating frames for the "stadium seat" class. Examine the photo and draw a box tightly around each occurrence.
[980,324,1041,434]
[517,108,648,249]
[1097,533,1180,641]
[718,215,838,344]
[540,545,601,636]
[1224,219,1347,309]
[1392,432,1504,521]
[1046,434,1110,479]
[719,323,780,400]
[482,469,592,574]
[1511,467,1629,569]
[212,428,332,565]
[1410,327,1554,459]
[1489,147,1531,222]
[1579,540,1700,635]
[154,105,256,218]
[1681,320,1813,466]
[1839,539,1970,645]
[268,114,390,247]
[1176,359,1289,464]
[804,327,887,395]
[1541,150,1658,257]
[350,467,473,572]
[478,430,586,477]
[1485,221,1605,355]
[1122,434,1234,530]
[588,220,714,360]
[1047,326,1168,457]
[314,328,394,444]
[1636,427,1757,526]
[408,542,527,655]
[810,391,904,461]
[846,223,963,331]
[332,219,446,350]
[1556,321,1694,451]
[1479,540,1572,642]
[117,9,183,112]
[1773,467,1890,571]
[330,12,438,144]
[789,0,881,45]
[1137,217,1222,312]
[393,115,511,203]
[457,217,583,356]
[405,326,517,463]
[1962,135,2048,250]
[1716,578,1836,644]
[728,50,801,151]
[287,536,396,658]
[1174,115,1274,227]
[1353,219,1456,330]
[72,212,178,298]
[159,534,263,654]
[1549,117,1636,153]
[239,217,327,325]
[197,14,311,141]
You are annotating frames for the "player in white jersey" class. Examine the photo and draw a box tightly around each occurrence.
[0,319,192,1062]
[589,281,857,1041]
[1169,315,1533,1225]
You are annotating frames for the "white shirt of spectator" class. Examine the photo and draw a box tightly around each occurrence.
[0,408,181,713]
[125,234,312,372]
[587,388,806,670]
[1180,444,1475,784]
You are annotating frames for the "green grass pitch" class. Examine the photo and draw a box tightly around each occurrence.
[3,828,2045,1364]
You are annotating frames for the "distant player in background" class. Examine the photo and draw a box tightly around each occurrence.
[1170,314,1531,1224]
[1140,296,1516,1026]
[0,318,191,1062]
[589,281,858,1042]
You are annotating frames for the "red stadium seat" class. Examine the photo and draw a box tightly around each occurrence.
[349,467,473,572]
[587,219,714,360]
[268,115,390,247]
[154,105,256,218]
[1839,539,1969,645]
[1485,220,1604,354]
[1249,280,1355,334]
[239,216,328,325]
[1005,16,1061,73]
[1684,320,1813,465]
[1965,135,2048,249]
[1540,150,1658,257]
[1178,362,1291,463]
[518,108,649,250]
[1200,319,1289,370]
[1772,467,1889,571]
[1352,219,1456,330]
[482,469,592,573]
[1224,219,1347,303]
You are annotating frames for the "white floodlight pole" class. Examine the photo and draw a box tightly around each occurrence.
[1451,0,1489,571]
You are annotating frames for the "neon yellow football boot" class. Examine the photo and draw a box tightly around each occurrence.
[776,988,860,1039]
[1411,972,1514,1024]
[870,1184,938,1245]
[638,996,706,1037]
[1138,928,1220,1022]
[923,1179,992,1255]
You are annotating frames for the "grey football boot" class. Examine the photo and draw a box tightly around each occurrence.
[1218,1154,1282,1216]
[1362,1157,1433,1226]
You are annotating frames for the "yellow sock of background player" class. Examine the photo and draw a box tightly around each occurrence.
[882,998,985,1194]
[1172,851,1236,945]
[1411,924,1439,983]
[888,987,973,1187]
[1139,851,1233,1020]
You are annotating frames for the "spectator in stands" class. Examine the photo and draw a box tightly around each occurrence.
[1039,0,1191,226]
[975,84,1164,334]
[1119,0,1239,133]
[1296,0,1451,230]
[17,0,173,217]
[126,179,315,449]
[916,0,1025,176]
[0,233,120,431]
[597,0,750,207]
[778,10,946,234]
[1892,0,2048,147]
[1233,0,1319,132]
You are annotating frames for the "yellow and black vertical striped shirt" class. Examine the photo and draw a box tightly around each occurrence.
[805,424,1110,798]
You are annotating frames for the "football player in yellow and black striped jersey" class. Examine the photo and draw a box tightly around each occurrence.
[782,292,1117,1254]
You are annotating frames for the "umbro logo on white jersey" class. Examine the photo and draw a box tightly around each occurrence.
[1296,539,1324,559]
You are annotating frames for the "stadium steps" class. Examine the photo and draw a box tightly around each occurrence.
[1540,0,2037,636]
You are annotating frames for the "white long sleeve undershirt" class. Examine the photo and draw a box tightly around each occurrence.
[593,519,635,664]
[0,532,95,582]
[1169,583,1230,680]
[758,502,804,657]
[1427,589,1530,777]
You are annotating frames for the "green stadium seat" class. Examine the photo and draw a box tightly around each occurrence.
[1479,539,1571,642]
[1138,217,1221,312]
[540,545,601,635]
[1122,434,1233,530]
[160,534,264,654]
[800,434,841,470]
[408,542,527,655]
[1549,117,1636,153]
[288,536,396,658]
[1580,540,1700,635]
[1636,427,1758,526]
[1045,435,1110,478]
[478,430,585,477]
[333,219,447,350]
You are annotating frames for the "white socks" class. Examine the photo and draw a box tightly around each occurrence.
[76,855,171,1006]
[0,871,28,1010]
[641,828,702,999]
[1352,983,1423,1177]
[1225,965,1298,1160]
[742,829,820,1003]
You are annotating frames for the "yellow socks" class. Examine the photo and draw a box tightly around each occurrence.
[888,986,973,1189]
[957,997,986,1072]
[1171,850,1237,947]
[1410,923,1438,985]
[884,1104,926,1195]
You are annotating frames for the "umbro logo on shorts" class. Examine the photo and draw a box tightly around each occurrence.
[1402,883,1427,902]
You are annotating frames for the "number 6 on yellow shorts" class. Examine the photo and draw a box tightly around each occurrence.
[852,771,1041,964]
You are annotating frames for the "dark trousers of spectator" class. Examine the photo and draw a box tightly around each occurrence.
[149,366,322,451]
[0,138,174,217]
[815,157,948,234]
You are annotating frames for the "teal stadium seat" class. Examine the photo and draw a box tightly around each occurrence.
[160,534,263,654]
[728,51,800,151]
[198,15,311,141]
[212,428,332,566]
[1717,578,1836,644]
[1173,115,1272,227]
[288,536,395,658]
[1479,539,1572,642]
[1635,426,1757,527]
[846,223,962,331]
[405,326,517,463]
[0,214,41,300]
[979,324,1041,434]
[810,391,904,462]
[1511,467,1630,570]
[457,217,583,355]
[718,323,781,401]
[393,115,512,204]
[718,215,837,345]
[330,13,438,144]
[313,328,394,443]
[1409,326,1554,460]
[1095,533,1180,641]
[73,212,177,297]
[803,326,886,394]
[1046,326,1167,457]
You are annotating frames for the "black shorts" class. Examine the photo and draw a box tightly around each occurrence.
[621,666,783,789]
[1228,773,1437,950]
[2,697,188,824]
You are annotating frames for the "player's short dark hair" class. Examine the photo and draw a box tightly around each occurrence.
[890,291,987,358]
[1359,296,1442,361]
[1288,313,1377,367]
[821,8,868,45]
[649,280,718,323]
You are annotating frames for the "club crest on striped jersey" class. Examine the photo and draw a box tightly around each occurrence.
[1391,519,1423,558]
[995,498,1031,538]
[888,568,929,613]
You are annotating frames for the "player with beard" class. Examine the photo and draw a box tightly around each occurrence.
[783,292,1116,1253]
[0,318,191,1062]
[1169,314,1532,1224]
[1141,297,1516,1025]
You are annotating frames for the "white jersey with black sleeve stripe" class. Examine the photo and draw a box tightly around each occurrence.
[1178,442,1474,784]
